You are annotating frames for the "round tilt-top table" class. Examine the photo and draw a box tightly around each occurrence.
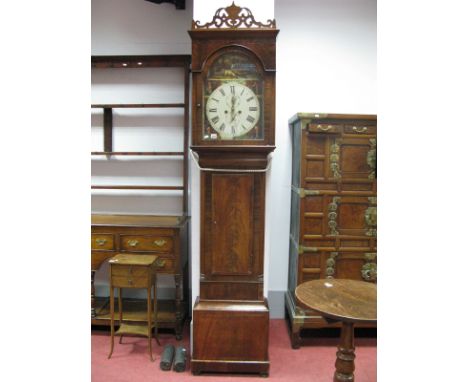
[295,279,376,382]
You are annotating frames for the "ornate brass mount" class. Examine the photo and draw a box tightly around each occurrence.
[298,245,318,254]
[95,238,107,246]
[153,239,167,247]
[291,185,320,198]
[127,239,139,247]
[352,126,368,133]
[367,138,377,179]
[192,2,276,29]
[325,252,339,278]
[328,197,341,236]
[155,258,166,268]
[361,252,377,281]
[330,138,342,179]
[365,197,377,237]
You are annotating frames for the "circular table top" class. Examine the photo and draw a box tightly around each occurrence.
[295,279,377,323]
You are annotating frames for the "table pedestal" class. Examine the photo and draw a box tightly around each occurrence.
[334,322,356,382]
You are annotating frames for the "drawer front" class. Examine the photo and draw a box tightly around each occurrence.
[344,124,377,135]
[154,258,175,273]
[111,274,148,288]
[91,234,114,250]
[111,265,148,278]
[307,123,342,134]
[120,235,173,253]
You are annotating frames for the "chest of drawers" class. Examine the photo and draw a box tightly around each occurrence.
[286,113,377,348]
[91,214,188,340]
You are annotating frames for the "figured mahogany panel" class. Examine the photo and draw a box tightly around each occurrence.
[211,174,254,275]
[193,300,269,362]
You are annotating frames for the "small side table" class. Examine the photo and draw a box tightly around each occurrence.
[107,254,161,361]
[295,279,376,382]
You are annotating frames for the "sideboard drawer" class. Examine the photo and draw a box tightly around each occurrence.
[154,258,175,273]
[120,235,173,252]
[91,234,114,250]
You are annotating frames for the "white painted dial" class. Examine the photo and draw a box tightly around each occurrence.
[206,82,260,139]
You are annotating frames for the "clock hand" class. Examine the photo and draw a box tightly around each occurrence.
[230,95,237,122]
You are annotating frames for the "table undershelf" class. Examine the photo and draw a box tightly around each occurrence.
[92,297,184,330]
[115,322,155,337]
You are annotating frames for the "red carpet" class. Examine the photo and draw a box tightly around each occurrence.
[92,319,376,381]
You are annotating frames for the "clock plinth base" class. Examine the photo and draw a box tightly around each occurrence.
[192,298,270,376]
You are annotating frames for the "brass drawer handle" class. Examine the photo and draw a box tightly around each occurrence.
[95,238,107,246]
[317,124,333,131]
[352,126,368,133]
[127,239,139,247]
[155,258,166,268]
[153,239,167,247]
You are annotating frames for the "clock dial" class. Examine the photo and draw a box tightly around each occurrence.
[206,82,260,139]
[202,50,264,141]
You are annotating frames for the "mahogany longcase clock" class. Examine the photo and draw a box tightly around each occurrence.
[189,3,278,376]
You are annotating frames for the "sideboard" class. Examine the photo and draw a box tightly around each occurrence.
[91,214,188,339]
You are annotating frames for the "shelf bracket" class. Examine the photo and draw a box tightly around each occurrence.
[103,107,113,155]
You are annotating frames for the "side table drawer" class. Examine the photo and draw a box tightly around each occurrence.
[111,274,149,288]
[121,235,173,253]
[91,234,114,250]
[112,265,148,278]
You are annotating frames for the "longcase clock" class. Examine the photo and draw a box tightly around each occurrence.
[189,3,279,376]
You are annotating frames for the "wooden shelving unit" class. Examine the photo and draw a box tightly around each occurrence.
[91,55,191,338]
[91,55,191,212]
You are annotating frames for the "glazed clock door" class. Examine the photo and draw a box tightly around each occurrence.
[201,48,265,142]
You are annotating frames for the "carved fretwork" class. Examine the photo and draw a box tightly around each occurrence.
[192,2,276,29]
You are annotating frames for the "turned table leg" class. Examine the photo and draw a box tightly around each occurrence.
[91,270,96,318]
[334,321,356,382]
[174,274,183,340]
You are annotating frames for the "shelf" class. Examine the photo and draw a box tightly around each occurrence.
[91,103,185,109]
[92,297,183,328]
[115,323,154,337]
[91,55,191,68]
[91,152,184,156]
[91,185,184,190]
